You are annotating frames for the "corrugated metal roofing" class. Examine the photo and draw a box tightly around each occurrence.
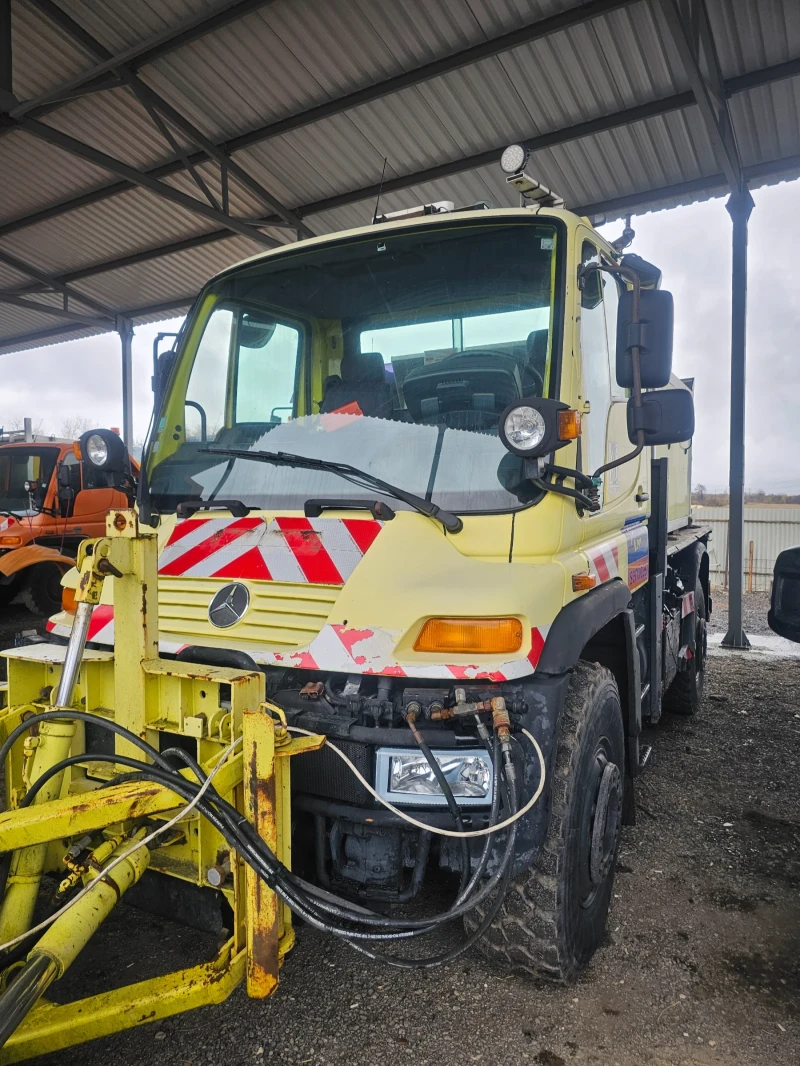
[1,0,799,354]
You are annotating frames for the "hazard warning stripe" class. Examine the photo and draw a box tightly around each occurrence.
[586,540,620,583]
[157,516,383,585]
[159,517,263,577]
[46,611,551,681]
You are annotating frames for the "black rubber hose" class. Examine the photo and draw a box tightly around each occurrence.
[342,781,519,968]
[0,711,173,774]
[410,728,471,895]
[3,726,531,955]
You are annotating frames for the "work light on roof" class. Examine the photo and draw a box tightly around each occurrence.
[500,143,530,175]
[500,144,565,209]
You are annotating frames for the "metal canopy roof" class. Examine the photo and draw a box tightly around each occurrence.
[0,0,799,355]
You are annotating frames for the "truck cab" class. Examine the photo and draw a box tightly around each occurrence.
[44,186,708,981]
[0,432,137,613]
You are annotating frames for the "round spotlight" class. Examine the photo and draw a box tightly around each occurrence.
[503,405,546,452]
[500,143,530,175]
[86,433,109,467]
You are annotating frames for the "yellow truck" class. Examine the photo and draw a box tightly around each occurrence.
[0,148,709,1058]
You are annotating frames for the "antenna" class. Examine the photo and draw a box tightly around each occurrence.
[372,157,388,224]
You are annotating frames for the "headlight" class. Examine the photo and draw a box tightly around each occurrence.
[503,405,546,452]
[500,143,530,174]
[375,747,493,807]
[499,397,577,459]
[85,433,109,467]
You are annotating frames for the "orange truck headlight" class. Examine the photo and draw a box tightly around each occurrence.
[0,535,22,546]
[61,586,77,614]
[414,617,523,655]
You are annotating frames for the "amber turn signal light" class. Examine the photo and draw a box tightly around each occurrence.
[0,535,22,546]
[572,573,597,592]
[558,409,581,440]
[414,617,523,655]
[61,586,77,614]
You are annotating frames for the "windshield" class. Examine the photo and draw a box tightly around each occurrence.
[0,446,58,515]
[150,218,562,514]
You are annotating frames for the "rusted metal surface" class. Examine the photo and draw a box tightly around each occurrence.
[242,705,279,998]
[0,753,244,851]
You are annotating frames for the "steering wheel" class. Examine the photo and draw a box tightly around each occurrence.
[521,362,545,394]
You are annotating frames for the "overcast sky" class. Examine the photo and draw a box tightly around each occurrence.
[1,178,798,492]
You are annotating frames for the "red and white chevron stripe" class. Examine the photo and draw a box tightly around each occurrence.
[586,539,620,583]
[158,516,383,584]
[46,611,550,682]
[0,516,16,533]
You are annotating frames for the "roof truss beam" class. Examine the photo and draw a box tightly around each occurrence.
[0,292,113,328]
[1,52,799,303]
[2,17,798,245]
[0,247,114,317]
[31,0,311,236]
[659,0,746,195]
[13,115,284,250]
[7,0,277,121]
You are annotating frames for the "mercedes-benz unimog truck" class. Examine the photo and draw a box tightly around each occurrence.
[0,148,709,1058]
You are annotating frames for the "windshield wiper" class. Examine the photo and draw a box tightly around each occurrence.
[199,448,463,534]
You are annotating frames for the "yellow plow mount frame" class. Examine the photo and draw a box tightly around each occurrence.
[0,509,323,1062]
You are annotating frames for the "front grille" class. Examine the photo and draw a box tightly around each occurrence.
[158,576,339,649]
[291,739,372,806]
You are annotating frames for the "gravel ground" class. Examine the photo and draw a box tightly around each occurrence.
[1,599,798,1066]
[705,588,772,638]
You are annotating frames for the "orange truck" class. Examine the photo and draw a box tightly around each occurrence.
[0,429,137,613]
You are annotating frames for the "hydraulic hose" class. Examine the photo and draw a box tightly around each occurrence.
[0,712,545,968]
[405,714,471,894]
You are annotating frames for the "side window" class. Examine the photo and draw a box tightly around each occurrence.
[580,241,612,480]
[235,316,301,424]
[603,272,624,400]
[185,307,232,441]
[185,307,301,441]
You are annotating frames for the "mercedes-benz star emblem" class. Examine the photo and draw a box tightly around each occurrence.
[208,583,250,628]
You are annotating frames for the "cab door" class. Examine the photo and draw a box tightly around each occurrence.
[577,234,646,528]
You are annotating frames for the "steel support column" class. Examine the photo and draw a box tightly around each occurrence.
[117,316,134,451]
[721,189,754,649]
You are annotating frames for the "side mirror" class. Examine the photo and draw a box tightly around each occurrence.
[617,289,674,388]
[153,348,177,398]
[627,388,694,445]
[769,546,800,643]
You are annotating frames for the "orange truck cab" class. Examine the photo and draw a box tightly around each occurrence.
[0,429,137,613]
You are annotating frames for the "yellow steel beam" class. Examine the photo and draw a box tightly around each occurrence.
[0,944,245,1064]
[243,704,278,998]
[0,752,243,851]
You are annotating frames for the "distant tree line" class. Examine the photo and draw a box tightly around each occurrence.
[692,485,800,506]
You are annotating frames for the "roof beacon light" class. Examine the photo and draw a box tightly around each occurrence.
[373,201,454,225]
[500,144,565,209]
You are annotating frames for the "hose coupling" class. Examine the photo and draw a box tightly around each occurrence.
[404,702,424,744]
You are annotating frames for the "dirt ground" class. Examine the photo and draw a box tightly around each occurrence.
[1,594,798,1066]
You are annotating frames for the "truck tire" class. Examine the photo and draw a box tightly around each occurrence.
[468,661,624,983]
[18,564,64,615]
[663,581,707,716]
[0,576,21,607]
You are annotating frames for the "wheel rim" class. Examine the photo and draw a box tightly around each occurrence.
[579,740,622,909]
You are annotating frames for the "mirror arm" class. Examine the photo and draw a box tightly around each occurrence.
[590,262,646,479]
